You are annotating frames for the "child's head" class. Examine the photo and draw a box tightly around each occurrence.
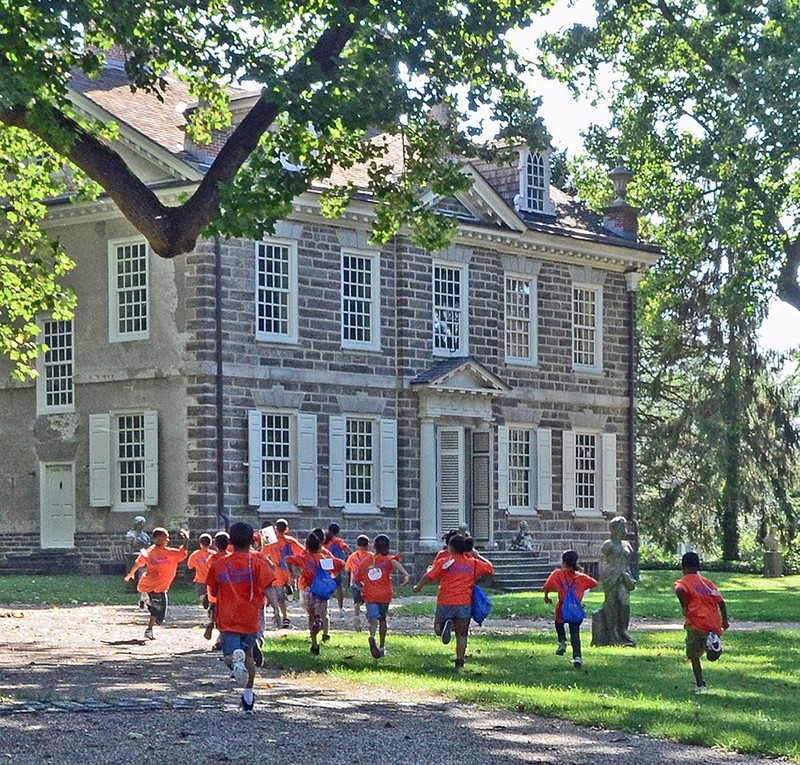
[198,533,213,548]
[306,532,322,553]
[214,531,230,551]
[275,518,289,533]
[561,549,580,570]
[374,534,390,555]
[229,522,254,551]
[464,536,475,553]
[448,534,468,555]
[681,551,701,573]
[312,527,325,542]
[152,527,169,546]
[328,522,341,535]
[356,534,370,549]
[441,528,460,548]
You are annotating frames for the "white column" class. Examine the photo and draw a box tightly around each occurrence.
[419,417,438,550]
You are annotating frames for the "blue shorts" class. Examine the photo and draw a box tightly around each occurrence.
[220,631,258,658]
[366,602,390,620]
[351,585,364,606]
[435,604,472,620]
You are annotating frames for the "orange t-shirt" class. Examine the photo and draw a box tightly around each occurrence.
[263,534,305,586]
[674,573,724,633]
[206,550,276,634]
[285,550,343,590]
[427,554,493,607]
[345,549,372,584]
[187,547,214,584]
[542,568,598,622]
[355,554,400,604]
[204,548,230,604]
[324,536,350,561]
[135,544,187,593]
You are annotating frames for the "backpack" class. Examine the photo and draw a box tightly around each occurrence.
[310,564,338,600]
[471,584,492,626]
[561,582,585,623]
[278,541,293,571]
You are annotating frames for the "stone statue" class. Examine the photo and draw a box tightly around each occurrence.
[126,516,150,552]
[591,516,636,646]
[763,526,784,577]
[764,527,779,553]
[510,520,537,551]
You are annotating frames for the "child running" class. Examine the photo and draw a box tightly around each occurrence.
[674,551,729,693]
[187,533,214,613]
[204,530,230,643]
[206,522,276,714]
[355,534,409,658]
[262,519,304,628]
[345,535,372,631]
[543,549,597,667]
[286,532,344,654]
[412,533,493,670]
[324,523,352,617]
[124,527,189,640]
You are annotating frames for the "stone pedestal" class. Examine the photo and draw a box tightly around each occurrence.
[764,551,784,578]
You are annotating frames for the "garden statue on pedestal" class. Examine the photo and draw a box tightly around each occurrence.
[510,520,537,551]
[124,516,150,598]
[763,526,784,578]
[591,516,637,647]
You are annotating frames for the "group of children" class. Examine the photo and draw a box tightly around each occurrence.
[125,522,729,712]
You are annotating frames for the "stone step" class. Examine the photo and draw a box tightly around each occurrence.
[0,550,83,576]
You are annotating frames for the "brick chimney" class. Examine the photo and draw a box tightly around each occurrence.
[603,157,638,241]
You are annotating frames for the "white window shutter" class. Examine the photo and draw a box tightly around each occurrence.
[89,413,111,507]
[536,428,553,511]
[143,411,159,506]
[379,418,398,508]
[497,425,509,511]
[562,430,576,513]
[247,410,263,506]
[329,415,345,507]
[601,432,617,514]
[297,413,318,506]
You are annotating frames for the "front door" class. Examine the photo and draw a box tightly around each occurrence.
[40,463,76,549]
[437,427,465,536]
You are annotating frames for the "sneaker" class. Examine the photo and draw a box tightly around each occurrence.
[144,628,154,641]
[369,636,382,659]
[573,656,583,667]
[311,615,322,636]
[379,647,387,658]
[555,642,567,656]
[694,683,708,694]
[231,649,249,687]
[203,624,214,641]
[284,584,294,600]
[281,617,292,629]
[310,644,320,655]
[339,606,349,617]
[441,619,453,645]
[240,693,255,714]
[252,642,264,668]
[322,633,330,643]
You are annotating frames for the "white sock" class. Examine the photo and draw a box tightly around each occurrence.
[242,688,254,704]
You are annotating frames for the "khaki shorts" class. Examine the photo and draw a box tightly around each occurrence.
[685,627,707,659]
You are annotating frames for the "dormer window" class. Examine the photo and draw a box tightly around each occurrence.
[516,149,555,215]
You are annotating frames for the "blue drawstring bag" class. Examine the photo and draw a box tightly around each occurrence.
[310,565,338,600]
[561,583,585,623]
[471,584,492,626]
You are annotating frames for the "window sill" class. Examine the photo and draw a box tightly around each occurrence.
[341,343,382,353]
[505,357,538,368]
[256,505,301,515]
[572,366,604,377]
[255,335,299,345]
[506,507,538,517]
[342,506,383,516]
[572,509,603,518]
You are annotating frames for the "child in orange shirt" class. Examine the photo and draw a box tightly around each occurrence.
[124,527,189,640]
[187,533,214,609]
[543,549,597,667]
[206,522,276,714]
[286,533,344,655]
[204,530,230,643]
[262,519,304,629]
[324,523,352,617]
[412,534,493,670]
[674,551,729,693]
[354,534,409,658]
[345,535,372,632]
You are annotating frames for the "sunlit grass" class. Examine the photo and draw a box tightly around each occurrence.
[263,628,800,759]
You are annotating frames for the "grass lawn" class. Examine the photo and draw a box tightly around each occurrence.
[396,570,800,622]
[263,628,800,759]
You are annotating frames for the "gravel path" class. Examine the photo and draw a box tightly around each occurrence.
[0,603,791,765]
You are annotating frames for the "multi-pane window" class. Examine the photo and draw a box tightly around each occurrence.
[505,276,535,362]
[508,428,532,510]
[117,414,145,505]
[433,264,466,355]
[111,240,148,339]
[573,286,600,369]
[575,433,597,513]
[525,152,546,212]
[41,318,74,411]
[260,413,291,504]
[256,241,296,341]
[345,418,374,506]
[342,252,378,348]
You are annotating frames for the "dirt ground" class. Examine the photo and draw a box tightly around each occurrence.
[0,602,789,765]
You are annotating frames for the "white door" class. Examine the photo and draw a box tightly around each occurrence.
[40,463,76,549]
[437,427,465,536]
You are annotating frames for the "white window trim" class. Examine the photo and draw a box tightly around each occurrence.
[254,238,299,345]
[340,248,381,352]
[432,260,469,357]
[504,424,537,516]
[504,272,538,366]
[108,236,150,343]
[35,315,75,415]
[499,425,552,516]
[571,282,604,374]
[515,149,555,216]
[563,429,615,518]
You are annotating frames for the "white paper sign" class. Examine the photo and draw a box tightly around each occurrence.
[320,558,335,571]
